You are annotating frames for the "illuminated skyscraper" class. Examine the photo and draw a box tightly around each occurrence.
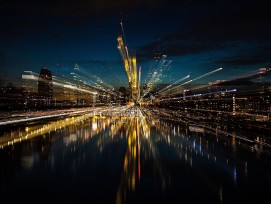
[117,20,140,104]
[117,35,138,103]
[38,67,53,105]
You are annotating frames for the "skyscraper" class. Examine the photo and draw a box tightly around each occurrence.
[38,67,53,105]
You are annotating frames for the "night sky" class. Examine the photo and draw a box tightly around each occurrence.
[1,0,271,88]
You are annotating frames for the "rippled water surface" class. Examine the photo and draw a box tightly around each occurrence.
[0,114,271,204]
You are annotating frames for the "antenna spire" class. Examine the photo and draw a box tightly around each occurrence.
[120,13,127,46]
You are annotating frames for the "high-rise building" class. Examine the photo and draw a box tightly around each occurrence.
[117,34,138,103]
[38,67,53,105]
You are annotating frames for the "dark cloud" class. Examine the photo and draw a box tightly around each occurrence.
[218,69,270,86]
[215,45,271,67]
[136,37,223,60]
[219,78,256,86]
[216,58,270,67]
[1,0,271,87]
[137,1,271,61]
[217,58,270,67]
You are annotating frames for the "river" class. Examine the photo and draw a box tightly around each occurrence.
[0,111,270,204]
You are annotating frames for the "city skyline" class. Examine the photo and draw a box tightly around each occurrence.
[1,0,271,89]
[1,1,271,203]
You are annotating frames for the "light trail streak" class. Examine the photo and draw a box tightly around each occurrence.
[63,84,97,94]
[160,88,236,101]
[142,55,172,98]
[172,68,222,90]
[211,68,268,86]
[160,68,223,96]
[0,107,137,149]
[70,72,114,95]
[137,67,141,101]
[0,109,96,126]
[22,74,97,95]
[157,74,190,94]
[0,106,133,127]
[24,66,114,98]
[190,67,269,93]
[72,67,114,90]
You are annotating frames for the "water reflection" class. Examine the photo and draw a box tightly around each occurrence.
[116,115,152,204]
[0,109,271,203]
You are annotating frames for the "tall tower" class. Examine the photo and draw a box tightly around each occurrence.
[117,22,138,104]
[38,67,53,105]
[137,67,141,102]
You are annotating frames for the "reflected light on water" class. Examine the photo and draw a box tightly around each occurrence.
[0,106,271,203]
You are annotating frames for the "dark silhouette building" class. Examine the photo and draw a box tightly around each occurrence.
[118,87,128,105]
[38,67,53,106]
